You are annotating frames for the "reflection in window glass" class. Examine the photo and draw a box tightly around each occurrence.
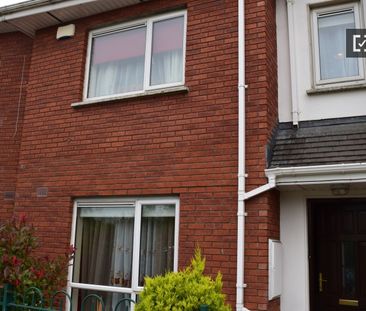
[72,288,132,311]
[342,240,356,297]
[88,26,146,97]
[138,204,175,286]
[150,17,184,86]
[76,207,135,288]
[318,10,358,80]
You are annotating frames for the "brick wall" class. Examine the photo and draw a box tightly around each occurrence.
[245,0,280,310]
[0,32,32,221]
[14,0,240,305]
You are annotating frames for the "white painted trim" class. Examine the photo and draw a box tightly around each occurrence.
[174,199,180,272]
[83,10,187,101]
[83,29,94,100]
[66,201,78,311]
[131,200,142,292]
[70,282,134,294]
[73,85,189,107]
[266,163,366,185]
[143,19,153,91]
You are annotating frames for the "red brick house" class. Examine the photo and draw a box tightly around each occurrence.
[0,0,279,310]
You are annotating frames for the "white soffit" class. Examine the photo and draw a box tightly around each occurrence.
[265,163,366,186]
[0,0,146,37]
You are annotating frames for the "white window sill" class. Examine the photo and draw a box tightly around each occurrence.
[307,83,366,95]
[71,85,189,108]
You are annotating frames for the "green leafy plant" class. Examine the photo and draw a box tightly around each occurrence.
[135,249,231,311]
[0,215,74,298]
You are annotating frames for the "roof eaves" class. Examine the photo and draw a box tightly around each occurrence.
[0,0,97,21]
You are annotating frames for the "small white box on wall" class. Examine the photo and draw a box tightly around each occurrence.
[269,239,282,300]
[56,24,75,40]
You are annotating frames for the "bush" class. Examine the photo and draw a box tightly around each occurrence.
[0,215,74,297]
[135,249,231,311]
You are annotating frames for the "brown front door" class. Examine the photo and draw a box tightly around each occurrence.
[309,200,366,311]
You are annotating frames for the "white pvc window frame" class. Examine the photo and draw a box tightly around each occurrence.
[67,197,180,310]
[311,3,365,87]
[83,10,187,102]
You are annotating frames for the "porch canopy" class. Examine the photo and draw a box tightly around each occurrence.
[266,116,366,190]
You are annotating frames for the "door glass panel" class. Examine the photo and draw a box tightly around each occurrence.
[341,240,356,297]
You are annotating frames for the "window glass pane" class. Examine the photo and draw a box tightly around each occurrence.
[88,26,146,98]
[72,288,132,311]
[318,10,358,80]
[138,204,175,286]
[75,208,134,288]
[150,17,184,86]
[341,240,356,297]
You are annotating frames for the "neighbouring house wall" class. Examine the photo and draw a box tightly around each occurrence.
[280,191,309,311]
[246,0,280,310]
[277,0,366,122]
[0,32,32,220]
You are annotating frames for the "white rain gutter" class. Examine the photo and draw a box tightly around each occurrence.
[266,162,366,186]
[286,0,300,126]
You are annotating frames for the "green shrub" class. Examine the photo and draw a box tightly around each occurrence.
[135,249,231,311]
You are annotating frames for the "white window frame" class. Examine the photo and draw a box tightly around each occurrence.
[67,197,180,311]
[311,2,365,87]
[83,11,187,102]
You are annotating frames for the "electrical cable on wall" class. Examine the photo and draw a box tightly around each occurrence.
[13,55,26,138]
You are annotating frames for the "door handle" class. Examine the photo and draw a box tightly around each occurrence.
[319,273,328,292]
[339,299,359,307]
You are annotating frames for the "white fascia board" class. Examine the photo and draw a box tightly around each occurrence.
[265,163,366,186]
[0,0,98,22]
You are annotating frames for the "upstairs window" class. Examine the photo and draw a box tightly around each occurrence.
[311,3,364,86]
[85,11,186,100]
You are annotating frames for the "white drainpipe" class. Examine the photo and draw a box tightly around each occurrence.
[236,0,247,309]
[286,0,299,126]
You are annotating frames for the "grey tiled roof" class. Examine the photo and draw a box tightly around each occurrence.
[269,116,366,168]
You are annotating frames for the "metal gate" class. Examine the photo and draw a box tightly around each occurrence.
[0,284,210,311]
[0,284,134,311]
